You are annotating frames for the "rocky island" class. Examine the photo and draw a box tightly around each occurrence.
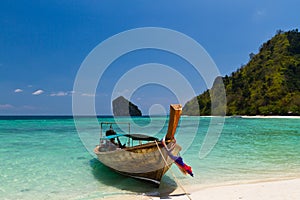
[112,96,142,116]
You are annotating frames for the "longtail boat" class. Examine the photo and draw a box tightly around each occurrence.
[94,104,193,186]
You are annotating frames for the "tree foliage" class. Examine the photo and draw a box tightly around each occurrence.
[183,29,300,116]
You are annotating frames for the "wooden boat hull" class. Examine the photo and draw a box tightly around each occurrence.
[94,141,181,185]
[94,104,183,185]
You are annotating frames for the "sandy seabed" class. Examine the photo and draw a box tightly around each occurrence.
[97,116,300,199]
[98,178,300,200]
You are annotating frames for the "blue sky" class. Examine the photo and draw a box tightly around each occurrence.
[1,0,300,115]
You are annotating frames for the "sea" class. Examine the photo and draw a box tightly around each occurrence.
[0,116,299,200]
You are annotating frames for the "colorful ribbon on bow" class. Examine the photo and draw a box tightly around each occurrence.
[162,137,193,177]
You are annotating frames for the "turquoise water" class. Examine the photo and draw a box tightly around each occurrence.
[0,116,299,199]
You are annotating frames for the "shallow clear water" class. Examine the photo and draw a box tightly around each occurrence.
[0,116,299,199]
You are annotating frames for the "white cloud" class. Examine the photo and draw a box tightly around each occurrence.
[81,93,96,97]
[50,91,68,96]
[22,105,36,110]
[14,89,23,93]
[0,104,14,109]
[32,89,44,95]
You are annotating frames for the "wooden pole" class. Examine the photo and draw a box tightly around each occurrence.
[166,104,182,140]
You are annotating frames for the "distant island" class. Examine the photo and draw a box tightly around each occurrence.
[112,96,142,116]
[183,29,300,116]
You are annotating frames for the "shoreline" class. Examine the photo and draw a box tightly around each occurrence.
[240,115,300,119]
[187,177,300,200]
[182,115,300,119]
[97,177,300,200]
[181,177,300,200]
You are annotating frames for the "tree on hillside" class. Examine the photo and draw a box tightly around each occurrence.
[183,29,300,116]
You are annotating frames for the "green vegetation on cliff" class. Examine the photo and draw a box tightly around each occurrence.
[183,29,300,116]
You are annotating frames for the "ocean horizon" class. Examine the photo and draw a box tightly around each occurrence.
[1,116,299,199]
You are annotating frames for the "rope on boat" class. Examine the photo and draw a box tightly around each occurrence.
[154,140,192,200]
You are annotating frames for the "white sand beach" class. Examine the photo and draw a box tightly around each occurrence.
[99,178,300,200]
[180,178,300,200]
[240,116,300,119]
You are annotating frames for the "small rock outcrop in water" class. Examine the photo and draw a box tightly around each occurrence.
[112,96,142,116]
